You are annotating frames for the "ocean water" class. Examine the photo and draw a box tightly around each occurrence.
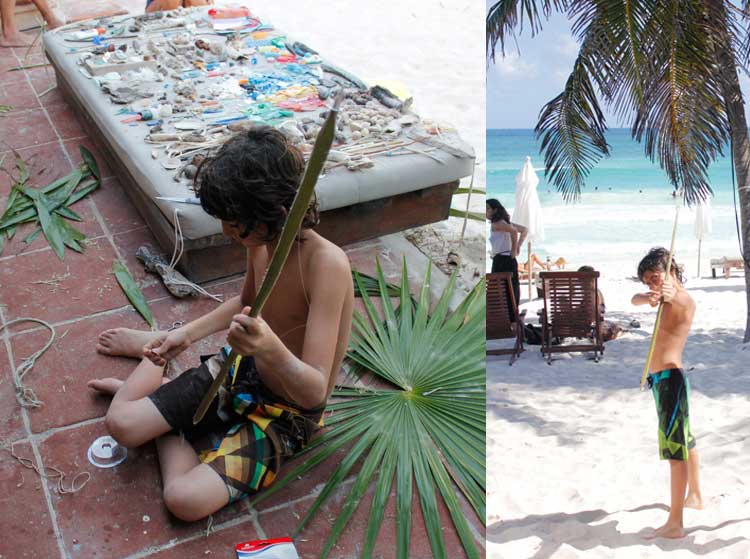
[486,129,745,277]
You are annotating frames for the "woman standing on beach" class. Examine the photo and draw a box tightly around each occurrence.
[487,198,527,305]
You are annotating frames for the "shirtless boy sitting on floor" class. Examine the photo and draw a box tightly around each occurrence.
[89,126,354,521]
[632,247,703,539]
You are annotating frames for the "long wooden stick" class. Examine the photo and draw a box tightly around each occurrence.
[192,91,344,424]
[639,196,682,390]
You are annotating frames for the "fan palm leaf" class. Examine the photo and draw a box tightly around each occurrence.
[251,258,486,559]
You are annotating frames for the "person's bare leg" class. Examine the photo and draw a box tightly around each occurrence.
[1,0,35,46]
[161,457,230,521]
[156,433,200,481]
[88,376,170,395]
[646,460,688,539]
[97,328,166,358]
[102,357,172,447]
[684,447,703,509]
[27,0,63,28]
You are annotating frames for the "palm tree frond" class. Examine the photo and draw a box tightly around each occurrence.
[486,0,568,60]
[252,260,485,558]
[535,35,611,201]
[632,0,728,204]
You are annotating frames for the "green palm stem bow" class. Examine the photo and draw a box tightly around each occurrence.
[192,90,344,424]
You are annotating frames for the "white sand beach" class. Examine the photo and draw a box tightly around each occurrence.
[487,265,750,558]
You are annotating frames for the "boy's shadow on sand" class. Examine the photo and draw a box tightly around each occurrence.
[488,504,750,558]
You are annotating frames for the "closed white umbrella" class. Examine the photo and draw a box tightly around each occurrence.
[694,199,712,278]
[513,156,545,300]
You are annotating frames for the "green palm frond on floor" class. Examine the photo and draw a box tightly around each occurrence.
[251,258,486,559]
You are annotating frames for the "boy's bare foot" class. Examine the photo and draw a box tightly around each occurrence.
[644,523,686,539]
[88,376,169,395]
[684,494,704,509]
[97,328,165,358]
[87,378,125,395]
[0,32,35,47]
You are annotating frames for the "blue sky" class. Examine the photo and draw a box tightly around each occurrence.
[487,12,585,129]
[486,9,750,129]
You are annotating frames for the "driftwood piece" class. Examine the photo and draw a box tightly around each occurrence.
[135,245,200,298]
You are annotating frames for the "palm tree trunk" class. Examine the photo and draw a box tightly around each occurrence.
[712,23,750,342]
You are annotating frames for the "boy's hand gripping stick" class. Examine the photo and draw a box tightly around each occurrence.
[192,91,344,424]
[639,190,683,390]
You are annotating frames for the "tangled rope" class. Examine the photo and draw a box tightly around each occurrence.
[0,439,90,494]
[0,317,56,408]
[0,318,91,494]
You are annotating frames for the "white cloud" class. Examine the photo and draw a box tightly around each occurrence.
[557,33,579,58]
[554,69,569,83]
[493,53,537,79]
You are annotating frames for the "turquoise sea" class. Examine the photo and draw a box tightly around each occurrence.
[486,129,744,276]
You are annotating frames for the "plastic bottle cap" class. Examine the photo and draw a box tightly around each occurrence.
[87,436,127,468]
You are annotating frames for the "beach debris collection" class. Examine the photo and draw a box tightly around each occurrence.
[56,6,464,191]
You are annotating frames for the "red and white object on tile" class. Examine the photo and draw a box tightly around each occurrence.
[235,538,300,559]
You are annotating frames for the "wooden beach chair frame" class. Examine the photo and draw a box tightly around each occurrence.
[539,271,604,364]
[710,256,745,279]
[486,272,526,365]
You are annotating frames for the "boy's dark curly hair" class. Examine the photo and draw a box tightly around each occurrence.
[637,247,684,284]
[194,126,319,242]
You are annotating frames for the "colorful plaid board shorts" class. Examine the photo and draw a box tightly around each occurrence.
[647,368,696,461]
[148,348,324,502]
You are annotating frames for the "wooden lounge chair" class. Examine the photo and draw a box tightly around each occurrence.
[539,271,604,364]
[486,272,526,364]
[710,257,745,279]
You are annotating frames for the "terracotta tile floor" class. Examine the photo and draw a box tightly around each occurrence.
[0,43,485,559]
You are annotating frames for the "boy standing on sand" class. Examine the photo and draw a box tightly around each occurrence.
[632,247,703,539]
[88,126,354,521]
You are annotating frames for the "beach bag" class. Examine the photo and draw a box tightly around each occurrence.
[523,324,543,345]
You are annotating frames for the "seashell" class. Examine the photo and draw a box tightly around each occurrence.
[182,133,207,142]
[161,158,182,170]
[327,150,349,163]
[183,165,198,179]
[173,120,203,130]
[148,133,180,141]
[346,157,374,170]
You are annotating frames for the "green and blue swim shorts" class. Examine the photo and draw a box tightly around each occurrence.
[647,368,696,461]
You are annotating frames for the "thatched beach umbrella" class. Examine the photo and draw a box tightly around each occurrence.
[694,199,712,278]
[513,156,545,300]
